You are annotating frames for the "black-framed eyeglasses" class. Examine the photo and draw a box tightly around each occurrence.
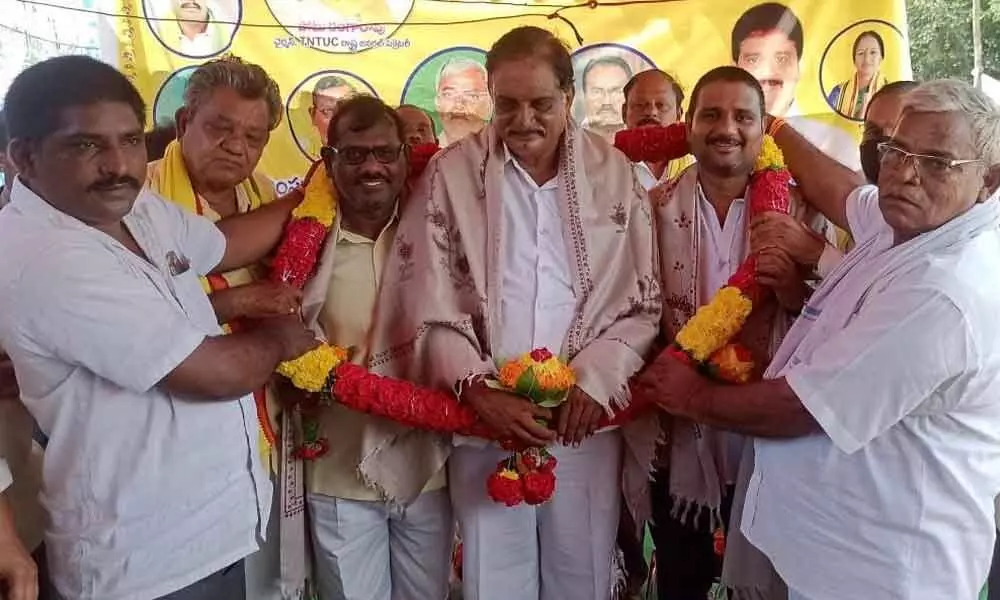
[323,145,405,166]
[876,142,982,179]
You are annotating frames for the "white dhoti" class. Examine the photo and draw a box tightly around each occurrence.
[245,474,282,600]
[450,430,623,600]
[308,489,453,600]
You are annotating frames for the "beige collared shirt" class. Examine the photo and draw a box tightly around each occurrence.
[308,220,446,500]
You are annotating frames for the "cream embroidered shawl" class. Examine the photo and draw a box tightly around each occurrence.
[365,121,663,510]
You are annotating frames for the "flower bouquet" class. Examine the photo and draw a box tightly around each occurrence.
[482,348,574,506]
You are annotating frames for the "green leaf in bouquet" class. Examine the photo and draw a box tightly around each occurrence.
[514,367,541,398]
[535,389,569,408]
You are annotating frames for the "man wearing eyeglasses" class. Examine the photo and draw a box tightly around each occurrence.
[633,79,1000,600]
[434,57,492,147]
[298,95,454,600]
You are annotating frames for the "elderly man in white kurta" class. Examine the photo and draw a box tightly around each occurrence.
[634,79,1000,600]
[366,26,661,600]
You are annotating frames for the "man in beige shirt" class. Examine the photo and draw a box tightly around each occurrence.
[300,95,452,599]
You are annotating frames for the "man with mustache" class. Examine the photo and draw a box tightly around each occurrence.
[0,55,317,600]
[732,2,860,171]
[310,75,356,148]
[162,0,232,57]
[647,66,829,600]
[298,95,454,600]
[580,55,633,142]
[434,58,492,146]
[622,69,694,190]
[367,25,661,600]
[146,55,306,600]
[636,78,1000,600]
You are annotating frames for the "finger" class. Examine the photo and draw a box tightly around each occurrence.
[564,399,584,445]
[529,404,553,422]
[555,400,570,439]
[513,417,556,446]
[11,567,37,600]
[579,402,603,439]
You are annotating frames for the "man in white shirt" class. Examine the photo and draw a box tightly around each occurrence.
[0,55,317,600]
[0,458,37,600]
[634,79,1000,600]
[367,26,661,600]
[648,66,835,600]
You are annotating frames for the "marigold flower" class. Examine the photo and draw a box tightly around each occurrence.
[753,135,786,172]
[487,468,524,506]
[277,344,349,393]
[707,343,755,384]
[674,287,753,362]
[292,162,337,227]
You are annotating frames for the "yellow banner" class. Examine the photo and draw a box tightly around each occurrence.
[118,0,911,191]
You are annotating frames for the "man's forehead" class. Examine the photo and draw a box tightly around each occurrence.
[52,102,142,136]
[336,116,400,144]
[588,64,629,85]
[316,87,352,102]
[398,107,432,126]
[695,80,759,109]
[739,31,796,56]
[894,110,975,156]
[440,69,486,89]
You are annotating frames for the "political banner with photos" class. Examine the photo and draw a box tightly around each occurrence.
[115,0,912,190]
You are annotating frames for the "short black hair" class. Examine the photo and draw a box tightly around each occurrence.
[731,3,804,63]
[145,123,178,161]
[853,30,885,59]
[397,104,434,121]
[864,80,918,119]
[0,111,8,150]
[622,69,686,109]
[487,26,575,92]
[325,95,405,150]
[582,55,633,91]
[5,55,146,142]
[688,66,766,117]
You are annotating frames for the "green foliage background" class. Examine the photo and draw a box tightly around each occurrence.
[907,0,1000,80]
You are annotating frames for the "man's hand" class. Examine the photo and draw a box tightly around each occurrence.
[631,351,708,418]
[463,381,556,447]
[749,212,825,267]
[555,387,605,446]
[255,315,320,362]
[211,281,302,325]
[0,356,17,400]
[756,247,810,311]
[0,496,37,600]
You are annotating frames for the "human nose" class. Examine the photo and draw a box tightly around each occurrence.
[98,144,129,177]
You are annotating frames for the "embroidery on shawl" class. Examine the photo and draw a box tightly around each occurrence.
[560,132,595,357]
[396,235,415,282]
[368,318,480,369]
[628,275,662,317]
[610,202,627,233]
[427,202,475,293]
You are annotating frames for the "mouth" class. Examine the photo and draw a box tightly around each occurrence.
[509,130,542,141]
[637,118,661,128]
[708,140,742,153]
[180,2,202,8]
[359,179,388,190]
[759,79,784,91]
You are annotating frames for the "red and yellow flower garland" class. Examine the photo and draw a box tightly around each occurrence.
[615,123,791,379]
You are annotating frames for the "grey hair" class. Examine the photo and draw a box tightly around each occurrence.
[902,79,1000,166]
[184,55,283,131]
[435,57,487,90]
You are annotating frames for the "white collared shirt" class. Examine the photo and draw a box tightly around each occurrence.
[743,185,1000,600]
[0,180,270,600]
[495,147,576,361]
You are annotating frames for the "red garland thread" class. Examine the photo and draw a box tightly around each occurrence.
[613,123,690,163]
[270,218,328,290]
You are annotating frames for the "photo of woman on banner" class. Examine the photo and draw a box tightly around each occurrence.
[144,0,239,58]
[571,43,655,142]
[400,47,492,147]
[827,31,889,120]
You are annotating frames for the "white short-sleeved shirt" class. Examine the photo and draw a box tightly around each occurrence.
[0,180,271,600]
[743,185,1000,600]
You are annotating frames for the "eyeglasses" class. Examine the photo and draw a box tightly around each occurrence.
[877,142,982,179]
[324,145,404,165]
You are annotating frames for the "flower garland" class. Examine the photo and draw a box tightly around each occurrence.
[615,122,791,378]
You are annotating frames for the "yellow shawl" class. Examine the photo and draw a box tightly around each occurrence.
[146,140,279,469]
[835,71,888,120]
